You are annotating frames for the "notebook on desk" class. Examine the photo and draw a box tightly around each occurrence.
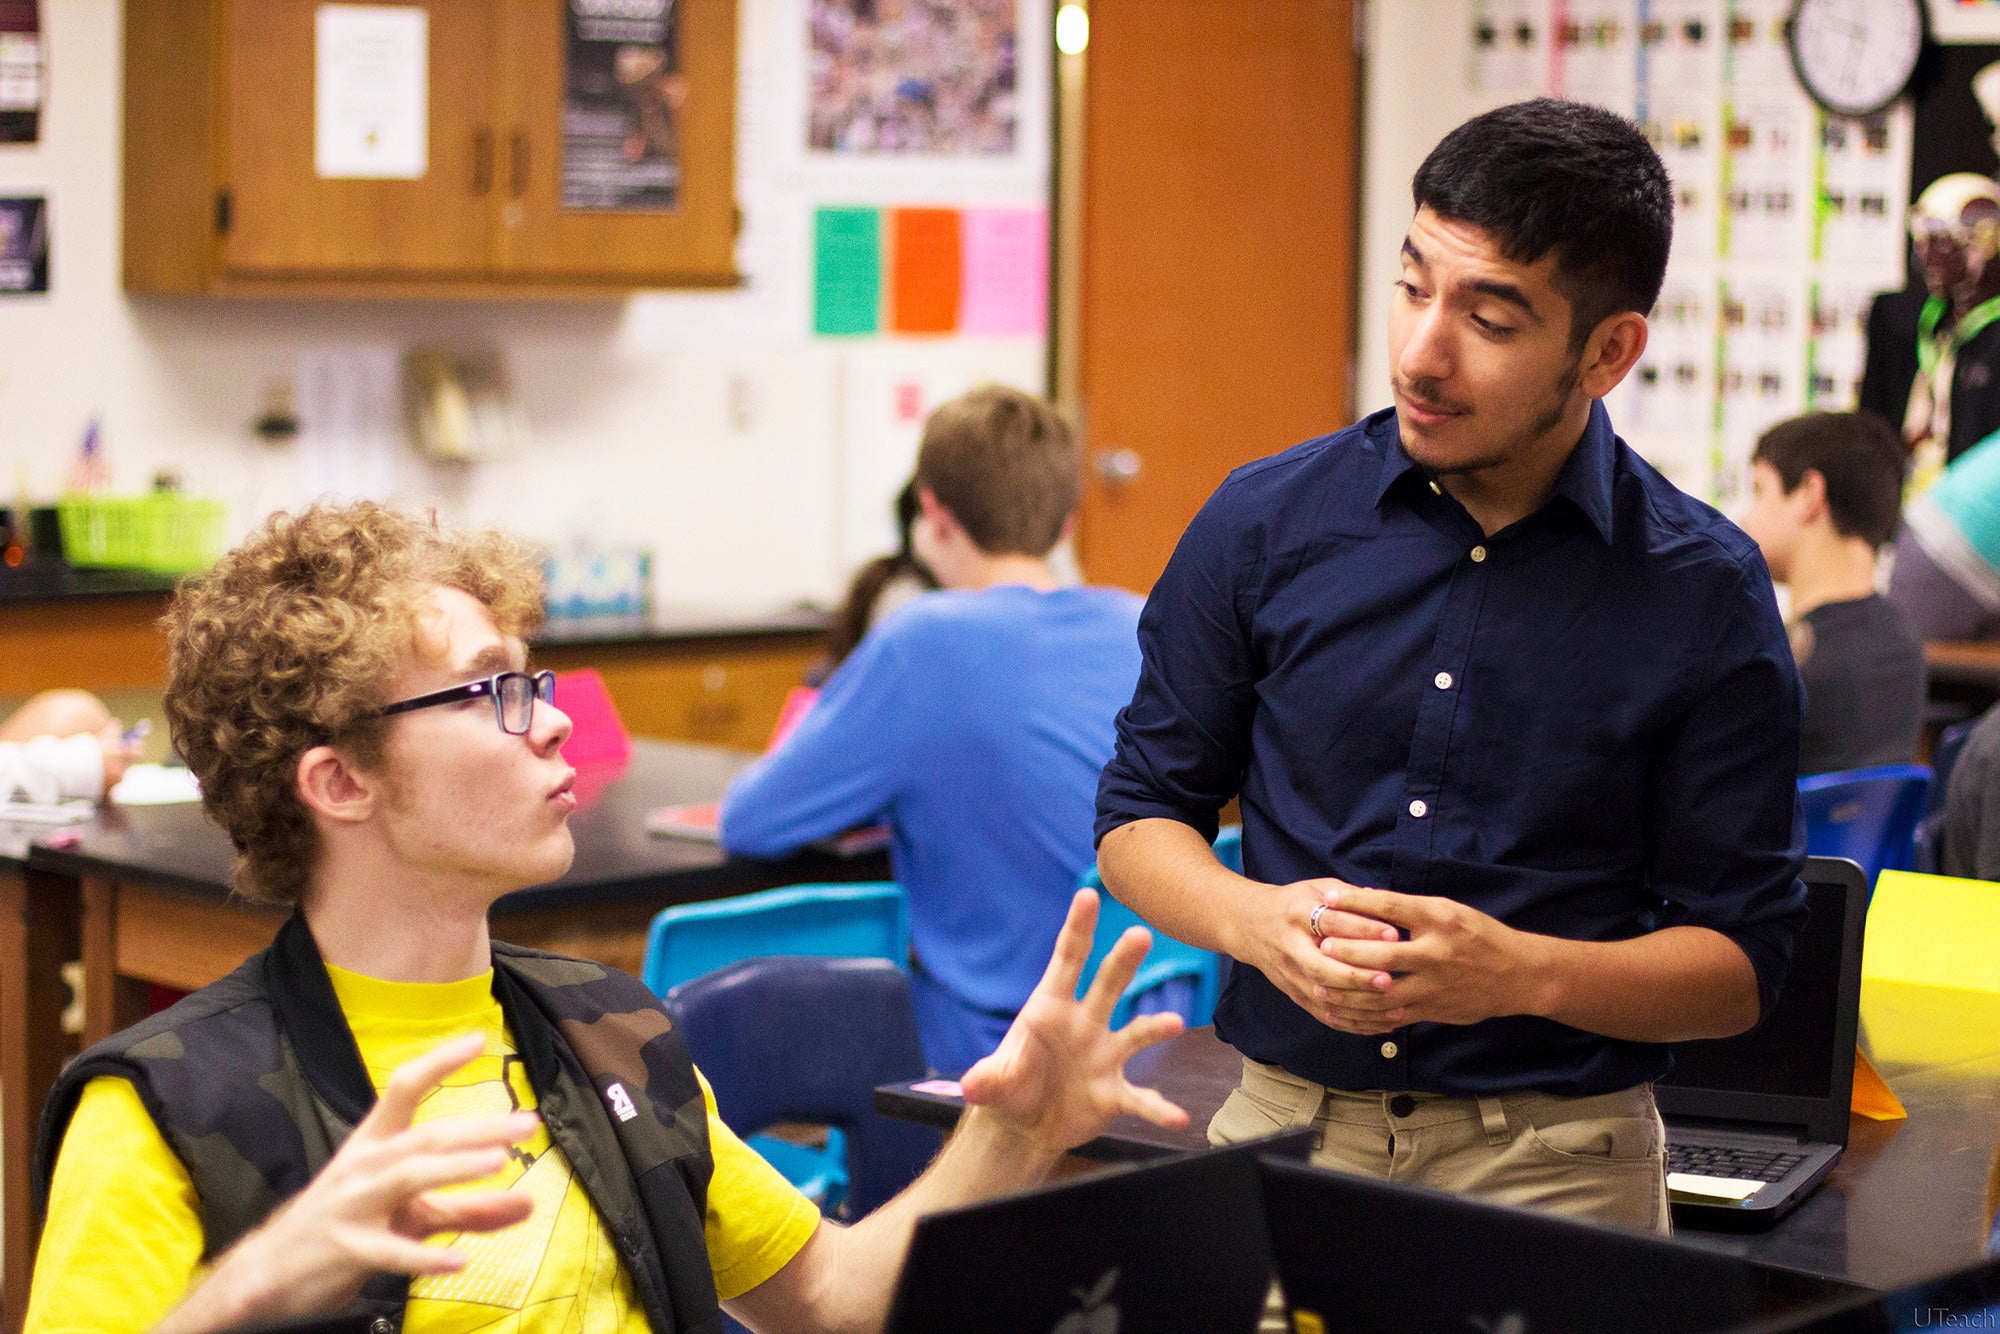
[882,1130,1313,1334]
[1261,1155,1865,1334]
[1657,855,1869,1229]
[646,685,890,853]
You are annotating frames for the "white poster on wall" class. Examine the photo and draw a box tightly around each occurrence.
[315,4,428,180]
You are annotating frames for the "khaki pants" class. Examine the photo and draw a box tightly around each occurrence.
[1210,1057,1672,1234]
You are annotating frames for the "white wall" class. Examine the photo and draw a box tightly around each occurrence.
[1356,0,1503,421]
[0,0,1045,611]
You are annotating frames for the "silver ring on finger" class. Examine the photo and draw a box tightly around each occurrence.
[1308,903,1329,940]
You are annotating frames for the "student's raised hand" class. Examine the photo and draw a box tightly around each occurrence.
[156,1032,539,1334]
[958,889,1189,1155]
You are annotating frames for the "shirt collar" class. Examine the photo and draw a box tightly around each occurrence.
[1369,400,1618,545]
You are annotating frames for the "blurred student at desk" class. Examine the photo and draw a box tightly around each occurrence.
[720,386,1143,1077]
[27,500,1188,1334]
[1737,411,1925,773]
[0,686,142,804]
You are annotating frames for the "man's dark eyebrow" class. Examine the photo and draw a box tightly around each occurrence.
[1401,237,1426,267]
[1467,279,1544,322]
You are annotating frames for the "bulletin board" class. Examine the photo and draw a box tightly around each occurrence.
[1461,0,1916,506]
[624,0,1053,577]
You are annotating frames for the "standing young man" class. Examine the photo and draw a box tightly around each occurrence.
[721,386,1143,1077]
[29,502,1185,1334]
[1095,99,1808,1232]
[1737,411,1925,774]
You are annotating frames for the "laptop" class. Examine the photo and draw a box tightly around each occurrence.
[882,1129,1313,1334]
[1727,1254,2000,1332]
[1657,855,1869,1228]
[1261,1155,1868,1334]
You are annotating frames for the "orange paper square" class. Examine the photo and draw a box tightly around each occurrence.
[889,207,963,335]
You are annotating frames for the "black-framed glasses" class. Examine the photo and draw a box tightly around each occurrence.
[375,670,556,735]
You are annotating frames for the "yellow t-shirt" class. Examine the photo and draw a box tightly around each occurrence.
[27,963,820,1334]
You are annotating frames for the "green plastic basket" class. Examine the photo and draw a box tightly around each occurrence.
[58,494,226,574]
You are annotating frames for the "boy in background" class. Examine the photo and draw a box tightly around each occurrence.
[1739,411,1925,773]
[720,385,1143,1076]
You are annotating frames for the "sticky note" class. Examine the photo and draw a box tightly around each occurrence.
[815,207,882,336]
[889,207,962,335]
[960,208,1049,336]
[1667,1173,1765,1201]
[1865,870,2000,993]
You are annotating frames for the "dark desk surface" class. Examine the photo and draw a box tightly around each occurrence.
[26,738,881,912]
[879,995,2000,1294]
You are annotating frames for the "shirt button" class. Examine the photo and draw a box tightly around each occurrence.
[1428,479,1442,494]
[1381,1041,1400,1060]
[1470,544,1488,562]
[1408,799,1428,818]
[1433,671,1453,690]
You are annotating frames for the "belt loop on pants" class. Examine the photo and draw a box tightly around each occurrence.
[1288,1082,1326,1130]
[1476,1095,1510,1147]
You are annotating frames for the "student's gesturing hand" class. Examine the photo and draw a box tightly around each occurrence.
[959,889,1190,1154]
[157,1032,539,1334]
[1309,886,1543,1033]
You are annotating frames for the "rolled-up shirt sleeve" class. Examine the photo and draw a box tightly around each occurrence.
[1096,484,1263,846]
[1647,556,1810,1022]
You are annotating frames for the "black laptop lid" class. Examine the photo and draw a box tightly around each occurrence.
[1261,1156,1769,1333]
[883,1130,1311,1334]
[1730,1255,2000,1331]
[1655,856,1868,1145]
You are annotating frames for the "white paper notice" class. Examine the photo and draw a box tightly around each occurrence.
[315,5,428,180]
[296,346,408,502]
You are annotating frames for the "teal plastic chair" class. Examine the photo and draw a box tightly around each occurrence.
[641,882,907,1211]
[1075,825,1236,1028]
[641,882,908,995]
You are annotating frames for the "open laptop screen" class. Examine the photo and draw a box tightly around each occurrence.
[1660,872,1844,1101]
[1654,858,1866,1142]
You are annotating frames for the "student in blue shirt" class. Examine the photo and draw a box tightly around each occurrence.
[1095,99,1808,1232]
[721,386,1144,1076]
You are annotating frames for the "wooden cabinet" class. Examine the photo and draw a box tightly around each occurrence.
[534,636,824,752]
[123,0,738,297]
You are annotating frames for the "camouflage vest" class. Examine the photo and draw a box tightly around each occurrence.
[34,913,723,1334]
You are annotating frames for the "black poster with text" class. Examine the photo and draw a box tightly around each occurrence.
[562,0,682,212]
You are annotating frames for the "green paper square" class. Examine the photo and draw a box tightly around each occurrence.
[814,207,883,336]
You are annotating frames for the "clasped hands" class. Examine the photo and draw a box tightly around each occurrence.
[1261,879,1550,1035]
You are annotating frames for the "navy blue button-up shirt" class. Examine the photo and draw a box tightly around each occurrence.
[1096,404,1808,1097]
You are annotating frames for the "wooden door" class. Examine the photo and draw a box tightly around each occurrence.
[219,0,500,277]
[1076,0,1358,592]
[493,0,738,284]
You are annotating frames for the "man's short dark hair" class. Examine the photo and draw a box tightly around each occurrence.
[915,385,1079,556]
[1753,411,1907,549]
[1412,98,1673,350]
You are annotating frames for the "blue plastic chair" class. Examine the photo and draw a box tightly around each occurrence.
[641,882,906,1210]
[640,882,907,996]
[1799,764,1932,892]
[665,957,940,1221]
[1074,825,1235,1027]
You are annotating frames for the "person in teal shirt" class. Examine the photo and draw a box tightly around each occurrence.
[1891,422,2000,640]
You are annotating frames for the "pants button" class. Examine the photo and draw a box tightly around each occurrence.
[1389,1094,1417,1118]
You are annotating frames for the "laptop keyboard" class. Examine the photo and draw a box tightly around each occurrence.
[1667,1142,1806,1183]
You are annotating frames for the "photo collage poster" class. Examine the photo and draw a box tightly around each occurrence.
[1466,0,1914,505]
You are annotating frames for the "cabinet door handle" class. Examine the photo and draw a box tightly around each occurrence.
[508,130,529,198]
[470,127,493,195]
